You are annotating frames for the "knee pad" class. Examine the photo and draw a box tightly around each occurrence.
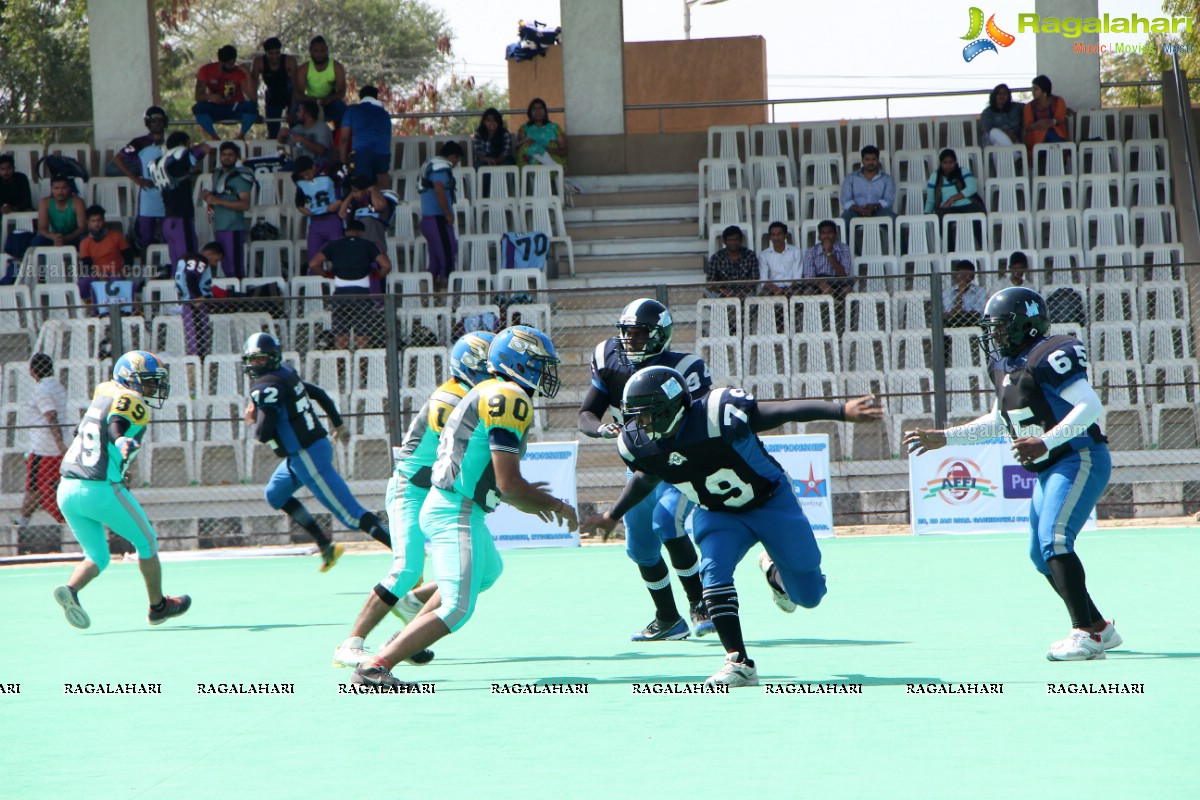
[372,583,399,607]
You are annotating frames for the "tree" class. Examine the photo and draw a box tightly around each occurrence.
[0,0,91,144]
[1100,0,1200,106]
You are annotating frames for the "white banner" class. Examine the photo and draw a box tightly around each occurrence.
[762,434,834,538]
[908,439,1098,535]
[488,441,580,550]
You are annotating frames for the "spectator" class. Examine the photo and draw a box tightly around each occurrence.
[157,132,214,272]
[515,97,567,167]
[474,108,514,167]
[12,353,68,534]
[174,243,222,357]
[251,36,297,139]
[924,148,984,248]
[281,100,333,167]
[115,106,169,250]
[0,153,34,216]
[78,205,137,311]
[32,175,86,249]
[341,174,394,268]
[994,250,1039,293]
[706,225,759,298]
[339,85,393,188]
[1024,75,1069,154]
[417,142,462,292]
[800,220,854,301]
[199,142,254,279]
[192,45,258,142]
[758,221,803,296]
[293,36,348,127]
[841,145,896,229]
[943,260,987,328]
[309,218,390,350]
[981,83,1024,146]
[292,156,346,266]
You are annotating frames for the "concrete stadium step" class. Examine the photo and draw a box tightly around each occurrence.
[566,220,698,240]
[571,189,698,208]
[569,255,705,277]
[570,173,698,194]
[573,237,708,258]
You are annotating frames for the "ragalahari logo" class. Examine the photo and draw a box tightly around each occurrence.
[961,7,1016,62]
[921,458,998,505]
[793,464,828,498]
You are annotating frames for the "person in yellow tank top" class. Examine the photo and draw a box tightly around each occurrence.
[292,35,347,126]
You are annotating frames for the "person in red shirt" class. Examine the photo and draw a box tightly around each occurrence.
[192,45,258,140]
[78,205,138,314]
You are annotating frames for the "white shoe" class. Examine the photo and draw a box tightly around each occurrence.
[1050,621,1123,652]
[390,591,424,622]
[1046,629,1106,661]
[758,552,795,613]
[332,636,370,668]
[705,653,759,688]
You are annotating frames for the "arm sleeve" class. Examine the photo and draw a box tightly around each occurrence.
[943,402,1004,444]
[255,403,278,444]
[962,171,977,199]
[578,383,612,437]
[840,175,854,209]
[924,177,937,213]
[749,398,845,433]
[107,416,131,441]
[1039,379,1102,449]
[608,470,663,520]
[303,381,343,428]
[880,174,895,208]
[18,175,33,210]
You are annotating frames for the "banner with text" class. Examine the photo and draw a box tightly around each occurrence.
[762,434,834,538]
[488,441,580,550]
[908,439,1097,535]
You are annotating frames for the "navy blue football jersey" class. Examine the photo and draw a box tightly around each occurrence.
[617,388,787,512]
[990,334,1107,472]
[250,366,329,456]
[590,338,713,423]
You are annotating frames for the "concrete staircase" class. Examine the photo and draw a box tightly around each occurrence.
[556,173,706,286]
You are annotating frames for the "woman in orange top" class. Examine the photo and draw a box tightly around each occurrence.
[1023,74,1068,154]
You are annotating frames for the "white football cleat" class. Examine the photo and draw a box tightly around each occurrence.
[705,653,759,688]
[1046,629,1106,661]
[332,636,370,668]
[758,552,796,613]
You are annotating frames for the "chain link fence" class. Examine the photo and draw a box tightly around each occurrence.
[2,251,1199,553]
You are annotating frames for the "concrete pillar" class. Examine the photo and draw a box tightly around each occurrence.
[88,0,159,150]
[559,0,625,135]
[1034,0,1100,110]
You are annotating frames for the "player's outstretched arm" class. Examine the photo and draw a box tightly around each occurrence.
[903,402,1002,456]
[493,451,578,531]
[578,384,621,438]
[749,394,882,434]
[580,470,661,537]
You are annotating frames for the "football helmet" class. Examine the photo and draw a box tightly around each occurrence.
[242,332,283,377]
[113,351,171,409]
[622,366,691,446]
[487,325,560,398]
[450,331,496,387]
[976,287,1051,359]
[143,106,169,128]
[616,298,673,365]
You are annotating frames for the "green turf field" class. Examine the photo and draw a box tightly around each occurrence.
[2,528,1197,799]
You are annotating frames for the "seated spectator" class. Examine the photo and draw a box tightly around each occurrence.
[292,156,347,264]
[841,145,896,229]
[192,45,258,141]
[981,83,1023,146]
[78,205,138,313]
[281,100,333,167]
[309,218,390,350]
[515,97,567,167]
[251,37,297,139]
[925,149,983,220]
[800,220,854,301]
[1023,74,1068,154]
[32,175,86,250]
[174,243,222,358]
[943,260,987,327]
[293,36,348,127]
[0,153,34,217]
[339,86,393,188]
[474,108,514,167]
[993,250,1039,293]
[706,225,759,298]
[759,221,803,296]
[199,142,254,279]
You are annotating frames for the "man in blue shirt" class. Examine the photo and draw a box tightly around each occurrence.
[339,86,393,189]
[840,145,896,231]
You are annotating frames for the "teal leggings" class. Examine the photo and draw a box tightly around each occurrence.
[57,479,158,571]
